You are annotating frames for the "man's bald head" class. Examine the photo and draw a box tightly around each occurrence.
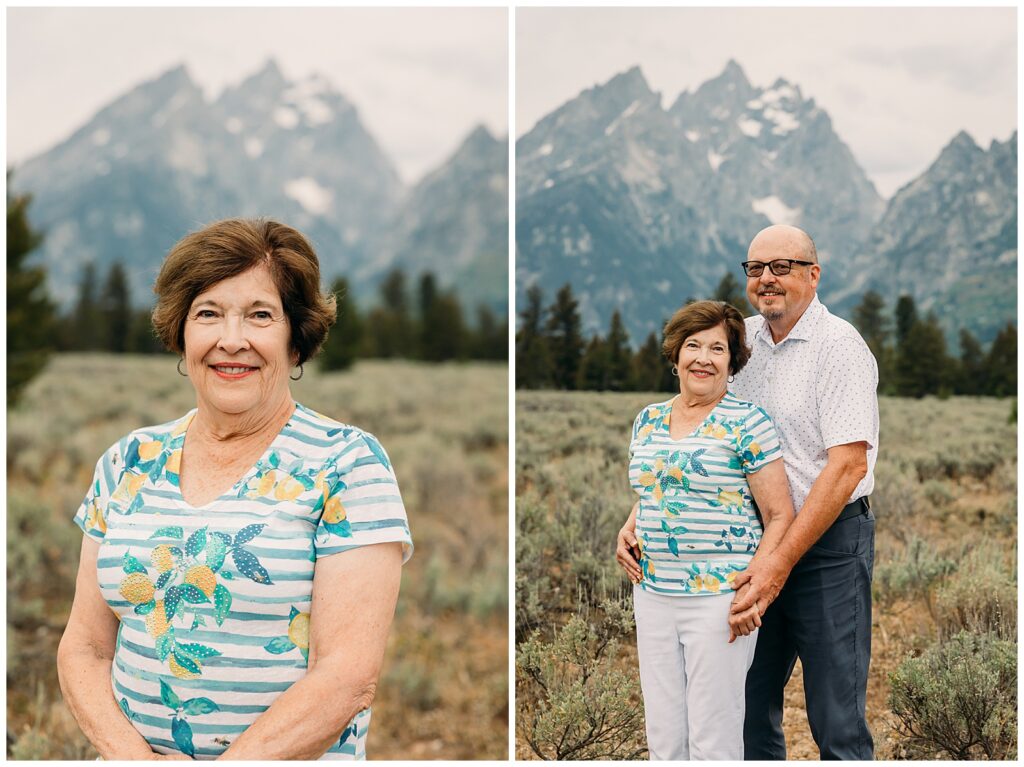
[747,224,818,263]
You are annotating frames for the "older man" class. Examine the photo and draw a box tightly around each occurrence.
[729,224,878,760]
[616,224,878,759]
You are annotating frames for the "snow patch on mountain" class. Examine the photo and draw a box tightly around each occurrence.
[752,195,801,225]
[244,138,264,158]
[685,130,700,142]
[738,117,762,137]
[605,100,641,136]
[708,149,725,171]
[225,117,243,134]
[92,128,110,146]
[284,177,332,214]
[273,106,300,129]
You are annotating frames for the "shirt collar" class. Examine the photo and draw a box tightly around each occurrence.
[752,294,823,346]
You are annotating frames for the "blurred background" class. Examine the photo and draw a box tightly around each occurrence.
[7,7,508,759]
[514,7,1016,760]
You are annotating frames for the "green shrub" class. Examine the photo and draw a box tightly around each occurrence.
[935,542,1016,641]
[516,601,645,760]
[889,631,1016,760]
[874,535,955,618]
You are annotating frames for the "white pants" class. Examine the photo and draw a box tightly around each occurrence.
[633,586,758,760]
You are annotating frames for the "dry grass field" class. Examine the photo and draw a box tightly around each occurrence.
[515,390,1016,760]
[7,354,508,760]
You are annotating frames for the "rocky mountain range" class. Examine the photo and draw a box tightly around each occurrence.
[517,61,1015,345]
[12,60,508,313]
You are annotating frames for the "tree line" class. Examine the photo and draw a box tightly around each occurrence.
[7,187,506,406]
[516,275,1017,398]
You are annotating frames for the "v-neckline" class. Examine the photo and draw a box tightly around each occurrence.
[664,392,728,442]
[173,402,299,511]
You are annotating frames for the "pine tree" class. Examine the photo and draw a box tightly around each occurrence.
[424,290,467,362]
[853,290,892,392]
[604,311,632,391]
[128,309,164,354]
[100,262,131,353]
[985,323,1016,397]
[955,329,985,395]
[7,184,54,406]
[896,313,951,398]
[545,283,585,390]
[515,284,551,389]
[894,294,917,349]
[365,268,412,358]
[417,273,439,359]
[713,272,748,314]
[577,335,607,390]
[320,277,363,371]
[72,262,102,351]
[632,332,667,392]
[471,305,507,361]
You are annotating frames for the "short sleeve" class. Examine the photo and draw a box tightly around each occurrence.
[628,409,645,462]
[738,406,782,474]
[817,336,879,450]
[73,441,123,541]
[315,432,413,563]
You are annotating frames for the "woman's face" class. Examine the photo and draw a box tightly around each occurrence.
[676,323,731,400]
[182,264,295,418]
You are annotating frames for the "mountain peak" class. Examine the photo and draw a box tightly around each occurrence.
[714,58,750,88]
[238,58,288,93]
[604,65,652,96]
[459,124,499,153]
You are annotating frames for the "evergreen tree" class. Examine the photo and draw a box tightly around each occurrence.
[68,262,102,351]
[471,305,507,361]
[320,277,363,371]
[416,273,439,359]
[713,272,748,314]
[365,268,412,358]
[423,290,466,362]
[545,283,585,390]
[894,294,917,349]
[7,184,54,406]
[985,323,1016,397]
[577,336,607,390]
[632,332,667,392]
[955,329,985,395]
[896,313,951,398]
[604,311,632,391]
[853,290,892,392]
[515,284,551,389]
[128,309,164,354]
[100,261,131,353]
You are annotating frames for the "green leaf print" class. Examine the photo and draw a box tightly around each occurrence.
[220,570,234,580]
[119,697,134,721]
[185,528,208,558]
[160,679,181,709]
[288,605,300,621]
[149,526,184,540]
[127,493,145,515]
[660,519,671,534]
[164,585,183,620]
[134,600,156,616]
[231,548,273,585]
[155,570,174,590]
[122,553,147,575]
[171,717,195,758]
[213,584,232,625]
[177,642,221,660]
[156,632,174,661]
[234,523,267,546]
[212,531,233,548]
[205,535,228,572]
[264,636,295,654]
[182,697,219,716]
[268,451,281,469]
[172,649,201,676]
[179,584,210,604]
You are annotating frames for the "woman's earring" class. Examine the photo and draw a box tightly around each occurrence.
[728,374,735,384]
[290,364,304,381]
[177,358,188,377]
[671,365,679,377]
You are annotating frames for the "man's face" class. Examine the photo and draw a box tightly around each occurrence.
[744,234,820,327]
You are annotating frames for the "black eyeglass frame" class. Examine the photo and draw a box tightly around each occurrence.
[740,259,816,277]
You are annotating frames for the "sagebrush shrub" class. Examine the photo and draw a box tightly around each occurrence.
[889,631,1016,760]
[935,542,1016,641]
[873,535,955,617]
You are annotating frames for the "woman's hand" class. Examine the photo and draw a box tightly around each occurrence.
[149,753,192,760]
[615,505,642,584]
[727,583,762,643]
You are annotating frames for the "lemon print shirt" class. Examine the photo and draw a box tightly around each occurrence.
[74,403,413,759]
[628,392,780,596]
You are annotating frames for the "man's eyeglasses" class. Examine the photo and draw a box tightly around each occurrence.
[740,259,815,278]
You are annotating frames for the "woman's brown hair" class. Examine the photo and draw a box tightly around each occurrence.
[661,300,750,376]
[152,218,337,365]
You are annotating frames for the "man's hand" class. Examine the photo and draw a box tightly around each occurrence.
[728,583,762,643]
[730,554,791,614]
[615,525,642,584]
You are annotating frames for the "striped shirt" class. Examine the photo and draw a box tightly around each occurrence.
[74,402,413,759]
[628,392,781,597]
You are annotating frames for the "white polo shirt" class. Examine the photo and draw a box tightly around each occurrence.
[730,295,878,513]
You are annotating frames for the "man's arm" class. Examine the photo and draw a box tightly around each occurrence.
[730,441,868,613]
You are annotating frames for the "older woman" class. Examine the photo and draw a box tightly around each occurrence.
[57,219,412,760]
[614,300,793,761]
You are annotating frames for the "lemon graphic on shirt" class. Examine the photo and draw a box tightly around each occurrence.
[165,448,182,475]
[705,577,721,593]
[145,600,171,637]
[638,471,656,488]
[274,476,304,501]
[689,575,704,592]
[185,565,217,598]
[151,544,176,573]
[639,423,654,440]
[323,496,347,525]
[113,471,147,503]
[86,500,107,534]
[138,440,163,461]
[718,490,743,508]
[257,470,278,497]
[169,654,201,680]
[668,466,683,481]
[119,573,155,605]
[288,612,310,650]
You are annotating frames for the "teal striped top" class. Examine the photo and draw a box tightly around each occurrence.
[628,392,780,597]
[74,403,413,759]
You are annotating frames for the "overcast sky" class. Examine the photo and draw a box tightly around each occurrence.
[517,7,1016,198]
[7,7,507,185]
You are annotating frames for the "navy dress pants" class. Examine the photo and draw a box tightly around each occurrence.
[743,509,875,760]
